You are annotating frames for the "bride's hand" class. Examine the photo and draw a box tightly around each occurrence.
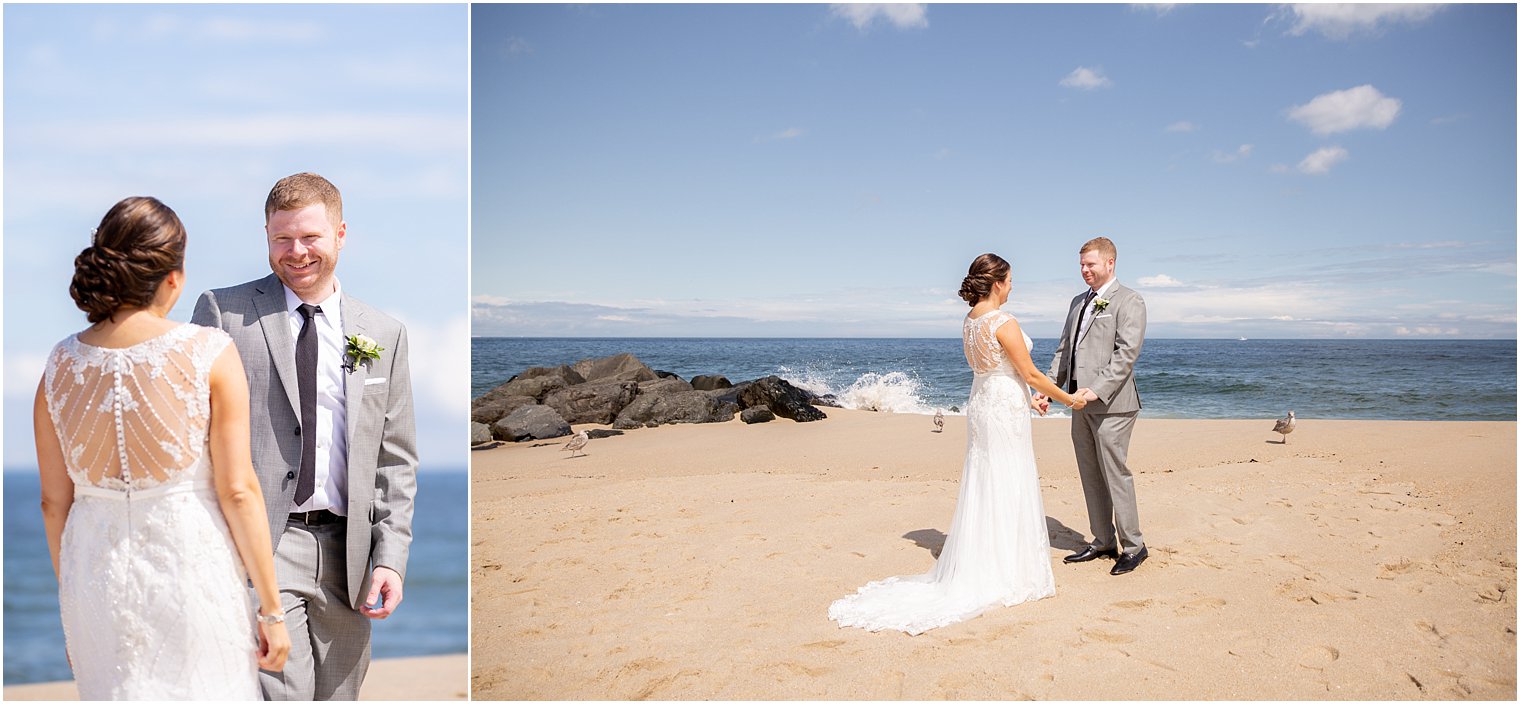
[1032,393,1051,416]
[1068,390,1090,411]
[257,619,291,672]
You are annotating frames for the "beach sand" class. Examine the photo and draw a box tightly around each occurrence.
[1,654,467,701]
[471,409,1515,700]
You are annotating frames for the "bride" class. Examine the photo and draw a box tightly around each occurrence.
[829,253,1089,635]
[32,196,290,699]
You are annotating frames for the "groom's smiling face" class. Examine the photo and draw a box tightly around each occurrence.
[267,202,345,302]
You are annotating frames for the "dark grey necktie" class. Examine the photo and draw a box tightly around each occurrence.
[1066,290,1097,393]
[295,304,320,506]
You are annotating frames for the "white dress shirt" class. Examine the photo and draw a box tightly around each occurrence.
[284,283,350,516]
[1075,278,1118,346]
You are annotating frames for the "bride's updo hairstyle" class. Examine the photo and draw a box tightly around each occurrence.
[958,253,1011,306]
[69,197,187,323]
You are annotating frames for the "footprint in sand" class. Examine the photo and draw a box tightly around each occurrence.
[801,639,845,650]
[1080,628,1137,644]
[1111,599,1153,609]
[1298,645,1340,669]
[1176,596,1226,614]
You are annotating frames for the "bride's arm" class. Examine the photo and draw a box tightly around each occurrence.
[994,318,1088,410]
[207,345,290,672]
[33,379,74,580]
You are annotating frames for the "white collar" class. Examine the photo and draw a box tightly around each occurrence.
[283,280,343,320]
[1089,279,1117,300]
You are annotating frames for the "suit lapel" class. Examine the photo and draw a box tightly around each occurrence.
[341,294,368,458]
[1077,281,1122,347]
[253,274,302,418]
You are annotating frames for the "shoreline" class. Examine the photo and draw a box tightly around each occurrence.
[1,654,467,701]
[472,410,1515,699]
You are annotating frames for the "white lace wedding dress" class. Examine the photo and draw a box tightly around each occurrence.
[828,310,1055,634]
[42,323,260,700]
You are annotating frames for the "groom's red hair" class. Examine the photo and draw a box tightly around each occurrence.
[1080,236,1116,261]
[265,172,343,227]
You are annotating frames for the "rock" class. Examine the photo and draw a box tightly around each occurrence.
[586,429,625,440]
[470,421,493,445]
[476,375,567,403]
[492,405,571,442]
[543,381,639,425]
[738,375,827,422]
[513,364,585,386]
[614,390,726,429]
[740,407,775,424]
[691,374,732,391]
[704,381,750,407]
[813,394,841,408]
[470,395,537,425]
[636,377,694,396]
[571,353,659,384]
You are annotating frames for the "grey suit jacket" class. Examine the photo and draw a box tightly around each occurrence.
[192,273,418,609]
[1048,281,1146,414]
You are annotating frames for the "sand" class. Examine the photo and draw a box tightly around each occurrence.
[1,654,467,701]
[471,409,1516,700]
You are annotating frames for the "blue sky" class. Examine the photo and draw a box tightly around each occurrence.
[4,4,468,468]
[472,3,1516,340]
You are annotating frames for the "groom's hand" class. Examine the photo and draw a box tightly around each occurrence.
[1032,393,1051,416]
[363,566,404,619]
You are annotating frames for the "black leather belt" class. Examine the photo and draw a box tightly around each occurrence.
[288,509,342,526]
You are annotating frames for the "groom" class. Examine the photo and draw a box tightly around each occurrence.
[1043,236,1148,576]
[193,172,418,700]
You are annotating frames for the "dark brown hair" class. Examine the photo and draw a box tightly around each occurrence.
[958,253,1011,306]
[70,197,187,323]
[265,172,343,225]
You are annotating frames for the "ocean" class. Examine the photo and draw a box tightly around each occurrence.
[473,338,1517,422]
[2,468,467,686]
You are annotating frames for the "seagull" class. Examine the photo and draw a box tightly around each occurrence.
[933,409,944,433]
[562,430,589,458]
[1272,410,1296,444]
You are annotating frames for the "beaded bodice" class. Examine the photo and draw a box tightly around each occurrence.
[43,324,231,492]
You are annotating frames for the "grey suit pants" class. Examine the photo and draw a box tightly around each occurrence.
[1071,410,1145,555]
[260,520,371,701]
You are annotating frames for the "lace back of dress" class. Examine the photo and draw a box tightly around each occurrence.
[963,311,1014,374]
[45,326,227,490]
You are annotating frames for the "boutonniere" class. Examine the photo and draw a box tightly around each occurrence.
[343,334,384,373]
[1092,297,1110,314]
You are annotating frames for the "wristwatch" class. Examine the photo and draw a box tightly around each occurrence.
[257,610,286,625]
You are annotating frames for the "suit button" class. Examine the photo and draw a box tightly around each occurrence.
[294,427,301,436]
[286,471,296,480]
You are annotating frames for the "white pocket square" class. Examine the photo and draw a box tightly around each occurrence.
[364,377,387,386]
[1094,313,1114,319]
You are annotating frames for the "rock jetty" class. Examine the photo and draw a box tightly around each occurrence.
[472,353,829,445]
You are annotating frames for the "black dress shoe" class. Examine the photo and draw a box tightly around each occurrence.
[1110,546,1149,575]
[1063,546,1120,563]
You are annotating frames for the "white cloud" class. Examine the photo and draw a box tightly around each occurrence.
[1283,4,1443,40]
[1298,146,1349,174]
[1060,66,1113,90]
[1211,144,1254,163]
[5,354,48,400]
[14,114,465,155]
[771,127,805,140]
[392,313,469,419]
[1131,4,1177,16]
[126,13,324,43]
[1287,84,1401,135]
[1394,326,1461,336]
[830,4,928,31]
[1166,121,1198,133]
[1138,274,1186,288]
[504,37,533,55]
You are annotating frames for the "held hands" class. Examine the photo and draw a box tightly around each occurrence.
[1032,393,1052,416]
[257,618,290,672]
[363,566,404,620]
[1068,388,1098,411]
